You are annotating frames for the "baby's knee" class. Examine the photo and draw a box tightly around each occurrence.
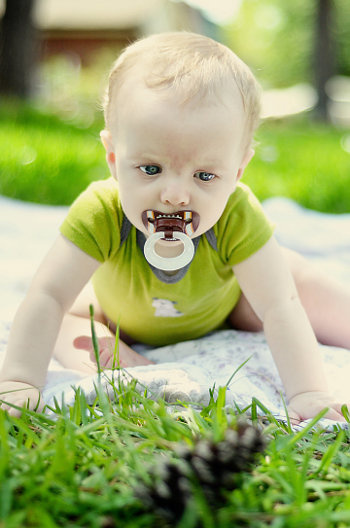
[228,294,263,332]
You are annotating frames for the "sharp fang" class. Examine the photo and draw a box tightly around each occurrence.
[185,223,194,236]
[146,210,156,232]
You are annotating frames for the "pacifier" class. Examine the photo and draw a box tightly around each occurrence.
[142,210,197,271]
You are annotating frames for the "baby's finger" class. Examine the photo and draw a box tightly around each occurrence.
[0,401,11,414]
[286,406,302,425]
[99,348,122,369]
[73,335,93,352]
[330,402,350,421]
[324,407,346,422]
[75,335,115,354]
[97,348,110,368]
[89,345,110,365]
[1,400,22,417]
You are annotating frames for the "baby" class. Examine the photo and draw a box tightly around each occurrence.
[1,32,350,421]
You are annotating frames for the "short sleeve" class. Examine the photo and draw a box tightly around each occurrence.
[215,182,275,266]
[60,178,123,262]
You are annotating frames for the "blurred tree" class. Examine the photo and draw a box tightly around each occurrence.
[0,0,37,97]
[314,0,334,119]
[223,0,350,121]
[334,0,350,76]
[222,0,315,89]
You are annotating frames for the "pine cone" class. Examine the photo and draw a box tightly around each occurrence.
[135,456,192,523]
[135,421,265,524]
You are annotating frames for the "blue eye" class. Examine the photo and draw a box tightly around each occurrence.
[139,165,161,176]
[194,171,216,182]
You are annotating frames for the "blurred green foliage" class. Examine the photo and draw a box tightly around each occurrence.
[37,47,121,126]
[0,48,120,205]
[1,100,350,212]
[245,116,350,213]
[0,100,106,204]
[223,0,350,88]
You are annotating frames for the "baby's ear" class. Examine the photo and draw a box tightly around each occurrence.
[236,148,255,181]
[100,130,117,179]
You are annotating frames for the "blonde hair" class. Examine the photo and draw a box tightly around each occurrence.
[103,32,261,149]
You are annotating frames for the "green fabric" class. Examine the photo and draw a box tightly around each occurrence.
[60,177,274,346]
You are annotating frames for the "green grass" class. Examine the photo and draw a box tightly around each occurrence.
[0,314,348,526]
[1,102,350,526]
[1,101,350,212]
[1,378,350,528]
[1,323,350,527]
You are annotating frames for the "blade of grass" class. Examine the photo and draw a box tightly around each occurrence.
[287,407,330,447]
[112,318,121,371]
[251,397,282,427]
[316,429,345,476]
[341,404,350,422]
[225,355,252,387]
[280,391,293,433]
[89,304,101,378]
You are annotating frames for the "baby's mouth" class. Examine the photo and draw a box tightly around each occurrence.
[142,210,199,240]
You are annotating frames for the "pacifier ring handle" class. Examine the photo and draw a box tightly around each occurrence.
[144,231,195,271]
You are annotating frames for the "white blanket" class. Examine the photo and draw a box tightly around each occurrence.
[1,194,350,426]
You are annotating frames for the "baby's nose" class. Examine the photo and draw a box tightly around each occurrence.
[160,181,190,206]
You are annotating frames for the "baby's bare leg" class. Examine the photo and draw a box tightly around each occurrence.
[229,247,350,349]
[283,248,350,348]
[53,282,153,374]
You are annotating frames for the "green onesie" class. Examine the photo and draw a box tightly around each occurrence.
[60,177,274,346]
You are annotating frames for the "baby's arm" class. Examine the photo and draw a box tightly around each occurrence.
[0,235,100,415]
[233,237,346,422]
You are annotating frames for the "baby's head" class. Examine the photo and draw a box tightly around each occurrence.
[100,32,261,256]
[102,32,261,154]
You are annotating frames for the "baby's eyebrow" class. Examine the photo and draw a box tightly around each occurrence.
[194,162,222,172]
[127,156,161,165]
[135,154,162,162]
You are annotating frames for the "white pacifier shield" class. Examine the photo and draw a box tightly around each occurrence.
[144,231,195,271]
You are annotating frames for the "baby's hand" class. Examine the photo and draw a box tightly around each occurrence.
[288,391,347,423]
[0,381,43,416]
[74,335,154,369]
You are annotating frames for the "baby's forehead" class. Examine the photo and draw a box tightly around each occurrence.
[114,61,241,98]
[109,94,245,152]
[108,79,248,159]
[109,67,245,126]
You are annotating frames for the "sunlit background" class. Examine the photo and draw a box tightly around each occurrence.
[0,0,350,210]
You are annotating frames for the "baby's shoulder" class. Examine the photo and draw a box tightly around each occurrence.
[213,182,273,265]
[60,177,124,262]
[221,182,260,218]
[68,177,123,221]
[81,177,121,207]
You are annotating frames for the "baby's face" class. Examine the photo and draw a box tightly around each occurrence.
[107,79,252,243]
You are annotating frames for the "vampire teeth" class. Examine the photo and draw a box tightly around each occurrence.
[146,211,192,221]
[145,210,194,237]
